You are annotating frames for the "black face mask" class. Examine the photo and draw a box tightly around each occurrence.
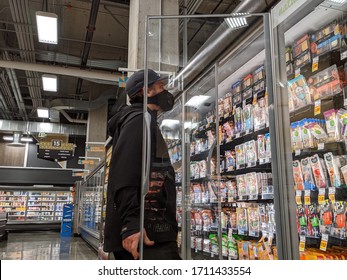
[148,90,174,112]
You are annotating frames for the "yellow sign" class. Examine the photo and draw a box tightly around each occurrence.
[78,159,95,165]
[39,141,74,151]
[73,172,86,177]
[319,240,328,251]
[295,195,302,205]
[299,241,305,252]
[304,195,311,205]
[318,194,325,204]
[314,100,321,116]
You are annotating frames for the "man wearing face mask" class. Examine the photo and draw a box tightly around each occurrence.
[103,69,180,260]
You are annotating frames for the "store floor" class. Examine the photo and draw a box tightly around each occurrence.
[0,231,98,260]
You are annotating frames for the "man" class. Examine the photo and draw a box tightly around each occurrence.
[104,69,180,260]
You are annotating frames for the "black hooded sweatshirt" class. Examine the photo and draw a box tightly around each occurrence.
[103,103,178,252]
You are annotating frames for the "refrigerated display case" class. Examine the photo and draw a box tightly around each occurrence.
[78,163,104,250]
[0,187,72,229]
[143,13,287,260]
[97,143,112,260]
[271,0,347,260]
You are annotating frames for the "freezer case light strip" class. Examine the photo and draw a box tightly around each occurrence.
[185,95,210,107]
[326,0,347,4]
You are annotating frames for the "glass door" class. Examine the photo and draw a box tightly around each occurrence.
[272,0,347,260]
[144,13,283,260]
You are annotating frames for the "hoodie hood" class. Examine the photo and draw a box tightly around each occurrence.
[108,103,143,137]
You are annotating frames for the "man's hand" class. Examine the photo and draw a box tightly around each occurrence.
[122,230,154,259]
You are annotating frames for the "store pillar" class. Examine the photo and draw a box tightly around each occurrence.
[128,0,179,71]
[85,84,109,172]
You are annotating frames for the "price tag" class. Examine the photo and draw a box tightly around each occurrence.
[314,100,321,116]
[295,149,301,156]
[295,68,301,77]
[318,188,325,205]
[317,143,324,150]
[304,190,311,205]
[344,98,347,107]
[299,235,306,252]
[296,190,302,205]
[328,187,336,203]
[320,233,329,251]
[312,56,319,72]
[235,133,240,139]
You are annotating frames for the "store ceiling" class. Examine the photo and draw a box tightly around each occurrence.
[0,0,246,127]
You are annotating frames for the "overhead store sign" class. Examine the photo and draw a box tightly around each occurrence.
[78,159,95,165]
[37,140,75,161]
[85,145,104,152]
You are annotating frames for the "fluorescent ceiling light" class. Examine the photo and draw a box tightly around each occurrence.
[3,136,13,141]
[42,74,57,91]
[185,95,210,107]
[225,14,248,30]
[3,136,33,142]
[37,108,49,118]
[161,119,180,127]
[21,137,33,142]
[36,11,58,44]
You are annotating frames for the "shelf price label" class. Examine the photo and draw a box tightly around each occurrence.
[295,68,300,77]
[304,190,311,205]
[312,56,319,72]
[320,233,329,251]
[299,235,306,252]
[318,188,325,205]
[314,100,321,116]
[317,143,325,150]
[328,187,336,203]
[296,190,302,205]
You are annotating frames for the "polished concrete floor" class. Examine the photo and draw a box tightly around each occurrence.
[0,231,98,260]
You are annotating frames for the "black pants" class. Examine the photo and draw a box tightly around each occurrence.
[113,241,181,260]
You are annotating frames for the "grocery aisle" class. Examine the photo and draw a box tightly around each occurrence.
[0,231,98,260]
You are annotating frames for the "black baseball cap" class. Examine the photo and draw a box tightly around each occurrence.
[125,69,166,98]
